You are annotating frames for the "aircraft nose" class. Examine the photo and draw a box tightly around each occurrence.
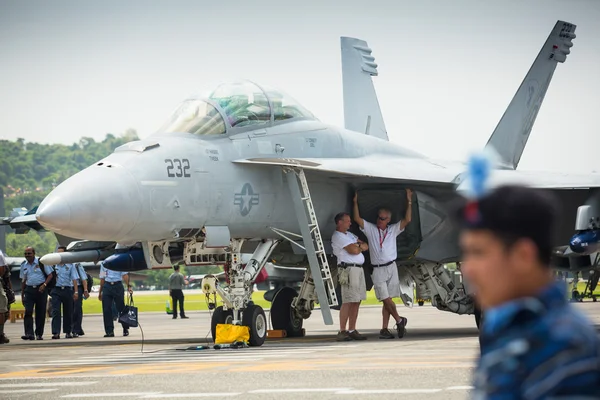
[37,164,142,241]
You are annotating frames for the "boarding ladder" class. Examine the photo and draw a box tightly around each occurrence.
[285,167,337,325]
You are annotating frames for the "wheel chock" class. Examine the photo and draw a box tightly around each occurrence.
[267,329,288,338]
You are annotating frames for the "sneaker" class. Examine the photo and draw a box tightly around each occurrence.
[396,317,408,338]
[379,328,395,339]
[0,334,9,344]
[348,330,367,340]
[336,330,352,342]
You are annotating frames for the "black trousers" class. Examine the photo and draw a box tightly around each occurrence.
[23,286,48,337]
[72,285,84,334]
[102,282,128,334]
[51,287,73,335]
[171,289,185,317]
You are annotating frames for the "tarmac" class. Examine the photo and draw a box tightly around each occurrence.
[0,301,598,400]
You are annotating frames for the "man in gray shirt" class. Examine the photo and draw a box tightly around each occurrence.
[169,265,188,319]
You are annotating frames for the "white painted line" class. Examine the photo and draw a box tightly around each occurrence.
[249,388,351,393]
[62,393,162,398]
[446,386,474,390]
[16,357,265,367]
[336,389,442,394]
[0,374,131,381]
[139,393,241,398]
[0,382,97,388]
[0,388,59,393]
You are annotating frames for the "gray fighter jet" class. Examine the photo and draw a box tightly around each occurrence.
[4,20,600,346]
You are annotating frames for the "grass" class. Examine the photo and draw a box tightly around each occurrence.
[72,281,600,315]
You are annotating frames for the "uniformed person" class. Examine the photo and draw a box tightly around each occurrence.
[71,259,90,337]
[0,249,9,344]
[168,265,188,319]
[50,247,79,339]
[99,262,133,337]
[19,246,54,340]
[352,189,412,339]
[453,184,600,398]
[332,212,368,341]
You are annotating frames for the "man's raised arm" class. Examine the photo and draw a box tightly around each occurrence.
[353,192,364,229]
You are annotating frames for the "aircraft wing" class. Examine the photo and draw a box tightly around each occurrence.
[233,156,600,190]
[460,169,600,190]
[232,156,460,186]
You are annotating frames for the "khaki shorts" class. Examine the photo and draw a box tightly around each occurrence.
[372,262,401,301]
[341,266,367,303]
[0,281,7,314]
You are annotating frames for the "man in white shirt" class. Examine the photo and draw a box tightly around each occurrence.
[331,212,369,341]
[353,189,413,339]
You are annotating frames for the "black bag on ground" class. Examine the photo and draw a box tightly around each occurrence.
[40,261,56,290]
[119,293,138,328]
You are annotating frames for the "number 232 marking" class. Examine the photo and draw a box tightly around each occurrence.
[165,159,191,178]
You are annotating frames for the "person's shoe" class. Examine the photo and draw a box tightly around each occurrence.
[348,330,367,340]
[104,332,114,338]
[52,334,60,339]
[336,330,352,342]
[395,317,408,338]
[123,329,129,337]
[21,335,34,340]
[181,315,189,319]
[379,328,394,339]
[35,335,43,340]
[77,331,85,336]
[72,333,79,338]
[172,316,177,319]
[0,334,9,344]
[65,333,73,339]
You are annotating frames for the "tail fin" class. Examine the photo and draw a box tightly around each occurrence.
[485,20,576,169]
[341,37,388,141]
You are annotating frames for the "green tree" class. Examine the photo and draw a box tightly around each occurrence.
[5,231,57,257]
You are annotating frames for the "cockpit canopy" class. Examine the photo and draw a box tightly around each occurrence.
[157,80,315,136]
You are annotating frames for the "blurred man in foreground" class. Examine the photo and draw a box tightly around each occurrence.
[454,184,600,398]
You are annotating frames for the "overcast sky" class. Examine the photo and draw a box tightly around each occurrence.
[1,0,599,173]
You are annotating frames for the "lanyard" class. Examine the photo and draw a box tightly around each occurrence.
[378,228,388,249]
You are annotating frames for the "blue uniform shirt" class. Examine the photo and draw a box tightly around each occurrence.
[99,264,127,283]
[20,258,54,286]
[54,263,78,287]
[472,280,600,399]
[74,263,87,286]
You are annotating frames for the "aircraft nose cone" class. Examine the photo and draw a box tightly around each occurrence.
[36,164,142,241]
[36,196,72,230]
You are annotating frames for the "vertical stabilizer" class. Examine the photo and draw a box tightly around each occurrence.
[341,37,388,141]
[485,21,576,169]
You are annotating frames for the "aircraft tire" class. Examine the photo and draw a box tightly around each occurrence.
[270,286,304,337]
[242,304,267,347]
[210,306,233,342]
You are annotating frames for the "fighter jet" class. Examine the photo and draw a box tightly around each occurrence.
[3,20,599,346]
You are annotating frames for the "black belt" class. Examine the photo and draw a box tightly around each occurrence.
[338,263,362,268]
[373,261,394,268]
[27,285,43,289]
[107,281,122,285]
[56,286,73,290]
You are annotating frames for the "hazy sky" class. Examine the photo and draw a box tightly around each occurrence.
[1,0,599,173]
